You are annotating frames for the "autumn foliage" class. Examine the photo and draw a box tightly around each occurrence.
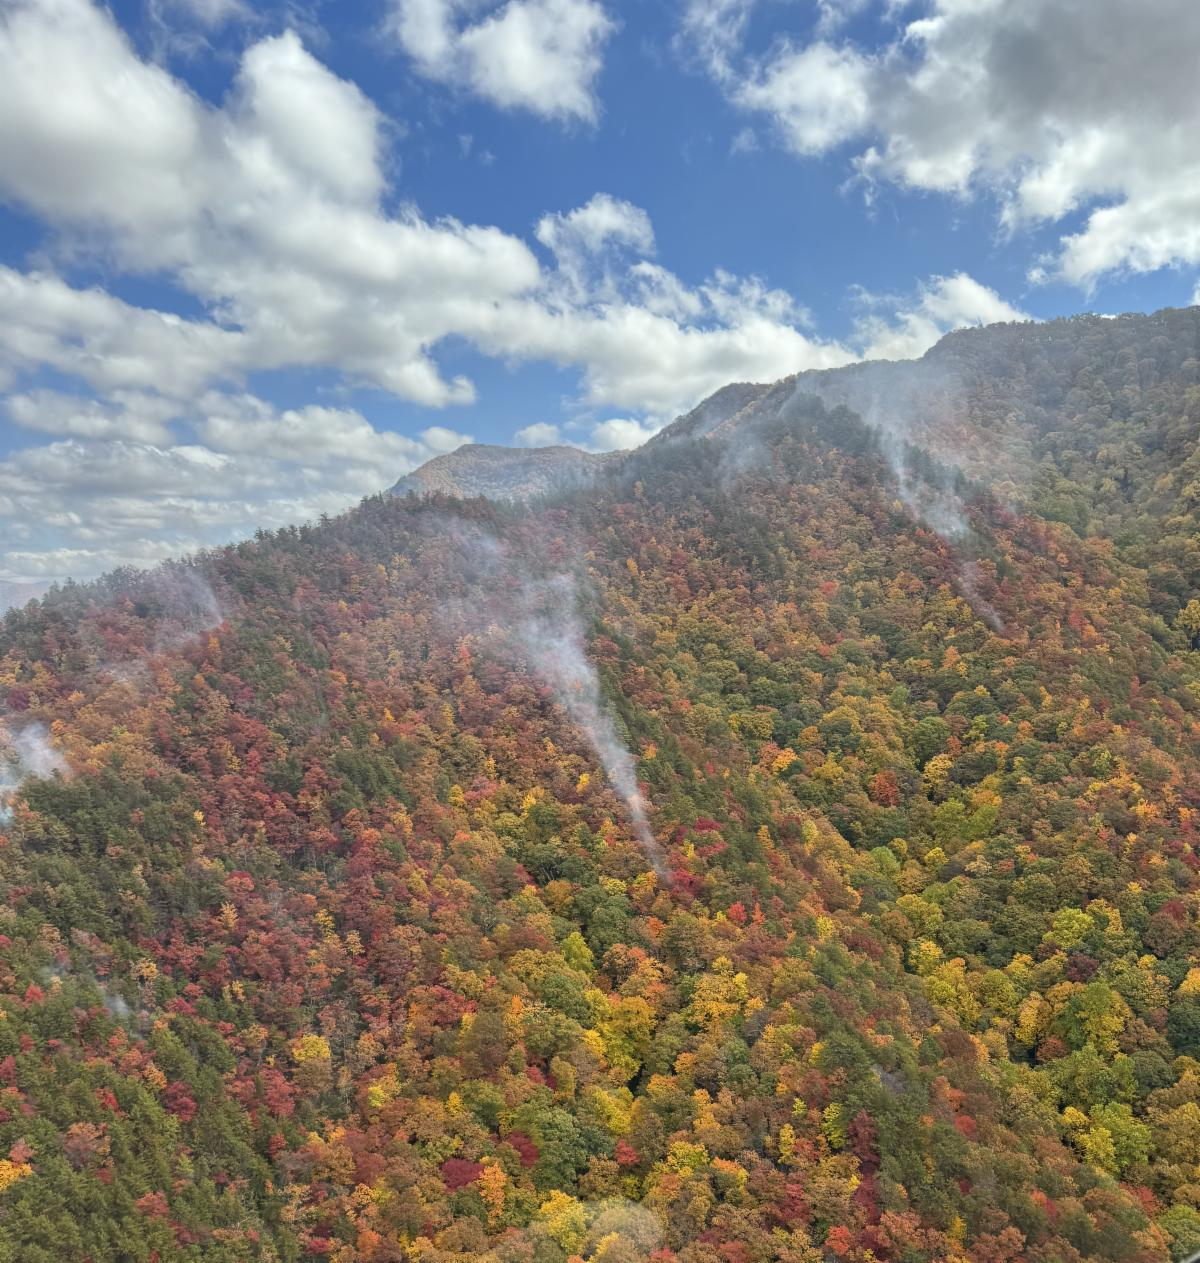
[3,311,1200,1259]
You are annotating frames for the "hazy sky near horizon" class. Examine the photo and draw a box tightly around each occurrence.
[0,0,1198,585]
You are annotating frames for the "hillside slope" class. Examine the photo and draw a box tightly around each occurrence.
[2,309,1200,1261]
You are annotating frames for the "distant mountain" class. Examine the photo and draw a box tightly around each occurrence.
[0,579,48,614]
[390,442,614,502]
[388,386,774,504]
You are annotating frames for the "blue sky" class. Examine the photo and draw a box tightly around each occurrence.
[0,0,1198,586]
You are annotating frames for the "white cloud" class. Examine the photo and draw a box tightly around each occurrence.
[515,421,564,446]
[588,417,660,451]
[478,293,850,419]
[0,3,539,407]
[6,390,178,444]
[474,260,847,419]
[420,425,474,454]
[730,127,759,155]
[0,392,471,583]
[1,544,186,582]
[194,393,471,468]
[164,0,246,27]
[0,1,853,426]
[0,0,202,233]
[737,41,872,156]
[536,193,655,259]
[535,193,657,303]
[232,28,386,205]
[387,0,615,122]
[854,272,1030,361]
[0,268,250,396]
[515,415,661,452]
[815,0,870,37]
[680,0,1200,288]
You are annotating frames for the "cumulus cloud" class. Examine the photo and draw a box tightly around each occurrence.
[0,393,471,583]
[0,4,865,415]
[386,0,615,122]
[536,193,656,300]
[854,272,1030,361]
[588,417,660,451]
[679,0,1200,287]
[0,1,845,423]
[536,194,656,261]
[515,421,564,446]
[0,3,536,407]
[193,393,469,469]
[738,40,872,155]
[6,390,179,445]
[0,268,250,397]
[476,252,851,418]
[514,415,662,452]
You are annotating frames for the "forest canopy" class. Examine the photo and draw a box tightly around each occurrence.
[1,308,1200,1261]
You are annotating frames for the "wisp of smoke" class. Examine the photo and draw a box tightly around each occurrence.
[516,576,667,880]
[768,378,1013,633]
[955,560,1008,635]
[477,1195,661,1262]
[430,518,667,880]
[37,964,137,1027]
[79,562,228,691]
[146,564,225,656]
[0,720,68,826]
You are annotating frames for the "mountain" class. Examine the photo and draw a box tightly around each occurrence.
[390,442,613,502]
[388,390,773,504]
[649,380,772,442]
[3,306,1200,1262]
[398,307,1200,549]
[658,305,1200,496]
[0,579,49,614]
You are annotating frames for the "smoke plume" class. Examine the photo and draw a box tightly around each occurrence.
[0,721,67,826]
[430,517,666,879]
[514,575,667,880]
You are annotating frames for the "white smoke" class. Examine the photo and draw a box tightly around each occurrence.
[955,559,1008,636]
[37,963,138,1027]
[146,564,225,655]
[75,562,228,690]
[750,378,1012,634]
[431,518,667,879]
[0,720,68,826]
[515,575,667,880]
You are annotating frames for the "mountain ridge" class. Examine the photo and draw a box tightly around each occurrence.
[4,302,1200,1260]
[390,304,1200,509]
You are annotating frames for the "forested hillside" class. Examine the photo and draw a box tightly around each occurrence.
[3,310,1200,1262]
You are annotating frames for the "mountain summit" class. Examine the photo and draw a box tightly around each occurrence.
[390,443,614,502]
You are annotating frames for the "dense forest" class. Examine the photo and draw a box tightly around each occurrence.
[2,307,1200,1262]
